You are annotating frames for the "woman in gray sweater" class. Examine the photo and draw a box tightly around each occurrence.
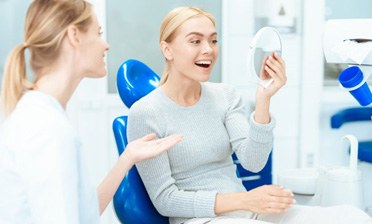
[127,6,371,224]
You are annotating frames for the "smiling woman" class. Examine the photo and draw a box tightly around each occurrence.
[126,6,288,224]
[105,0,222,93]
[158,8,219,88]
[125,6,372,224]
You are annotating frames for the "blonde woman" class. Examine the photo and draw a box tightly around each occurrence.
[0,0,182,223]
[127,6,371,224]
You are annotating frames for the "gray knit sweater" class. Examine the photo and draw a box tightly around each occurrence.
[127,82,275,224]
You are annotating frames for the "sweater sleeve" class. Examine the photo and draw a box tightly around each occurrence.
[127,100,217,218]
[224,85,275,173]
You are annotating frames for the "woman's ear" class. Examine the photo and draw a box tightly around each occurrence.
[160,41,173,61]
[66,25,80,47]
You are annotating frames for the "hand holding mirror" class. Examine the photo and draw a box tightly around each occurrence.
[247,27,282,88]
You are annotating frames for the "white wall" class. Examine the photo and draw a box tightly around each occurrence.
[0,0,32,87]
[299,0,324,168]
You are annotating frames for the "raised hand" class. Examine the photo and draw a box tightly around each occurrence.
[254,52,287,124]
[258,52,287,99]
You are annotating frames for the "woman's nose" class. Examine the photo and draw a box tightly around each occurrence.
[202,41,213,54]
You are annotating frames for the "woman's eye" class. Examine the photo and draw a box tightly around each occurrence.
[191,40,201,44]
[212,39,218,44]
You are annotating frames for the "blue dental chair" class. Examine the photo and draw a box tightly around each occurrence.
[112,59,167,224]
[112,59,272,224]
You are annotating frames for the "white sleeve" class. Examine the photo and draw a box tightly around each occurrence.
[15,126,81,224]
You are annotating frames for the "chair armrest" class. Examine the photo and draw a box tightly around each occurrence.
[330,107,372,129]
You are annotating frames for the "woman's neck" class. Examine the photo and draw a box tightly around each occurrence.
[34,70,81,109]
[161,78,201,107]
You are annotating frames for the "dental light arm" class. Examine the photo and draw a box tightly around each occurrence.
[323,19,372,80]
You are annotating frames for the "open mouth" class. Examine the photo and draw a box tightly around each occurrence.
[195,60,212,68]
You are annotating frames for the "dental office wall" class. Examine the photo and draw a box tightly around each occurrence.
[320,0,372,167]
[1,0,372,223]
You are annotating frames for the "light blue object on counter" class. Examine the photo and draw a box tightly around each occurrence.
[338,66,372,106]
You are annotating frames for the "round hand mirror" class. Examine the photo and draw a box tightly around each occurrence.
[247,27,282,88]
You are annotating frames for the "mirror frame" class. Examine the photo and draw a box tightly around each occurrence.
[247,27,282,88]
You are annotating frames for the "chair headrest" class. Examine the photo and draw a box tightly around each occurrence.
[116,59,160,108]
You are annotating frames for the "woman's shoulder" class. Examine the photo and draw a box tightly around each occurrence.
[128,88,163,116]
[2,92,76,153]
[17,91,69,123]
[4,91,73,138]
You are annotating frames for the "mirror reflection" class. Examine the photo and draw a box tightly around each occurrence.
[247,27,282,88]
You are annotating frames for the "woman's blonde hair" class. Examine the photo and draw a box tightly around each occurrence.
[158,6,216,85]
[0,0,92,116]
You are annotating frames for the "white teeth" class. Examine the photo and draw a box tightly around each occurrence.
[196,60,211,65]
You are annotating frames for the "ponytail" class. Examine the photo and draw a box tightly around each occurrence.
[1,44,32,116]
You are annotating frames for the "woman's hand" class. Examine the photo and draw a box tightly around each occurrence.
[253,52,287,124]
[257,52,287,99]
[243,185,295,214]
[122,133,183,165]
[98,133,182,214]
[215,185,295,215]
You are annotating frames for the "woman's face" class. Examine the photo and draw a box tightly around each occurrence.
[78,12,110,78]
[167,16,219,83]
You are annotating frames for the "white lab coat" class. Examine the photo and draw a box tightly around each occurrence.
[0,91,100,224]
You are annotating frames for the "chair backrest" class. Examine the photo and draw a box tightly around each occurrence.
[112,59,168,224]
[112,59,272,223]
[116,59,161,109]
